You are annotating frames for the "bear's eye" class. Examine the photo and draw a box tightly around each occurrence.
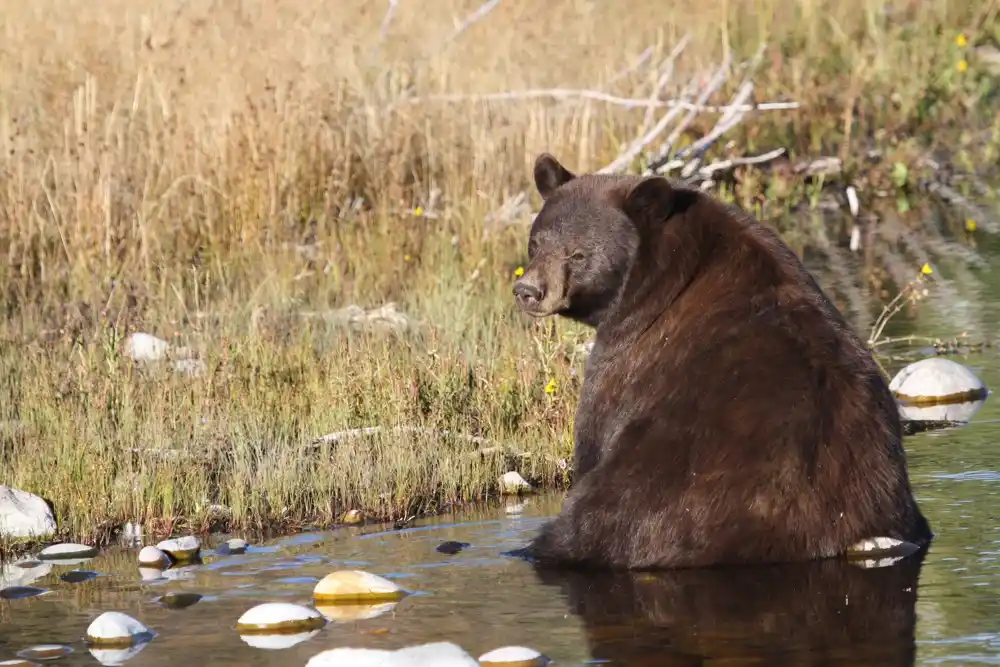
[569,251,587,263]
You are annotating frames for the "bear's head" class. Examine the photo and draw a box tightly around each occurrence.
[512,153,695,328]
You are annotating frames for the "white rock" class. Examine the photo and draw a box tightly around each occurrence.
[478,646,549,667]
[85,611,154,646]
[225,538,248,554]
[890,358,988,406]
[137,546,171,567]
[312,570,407,603]
[0,486,56,539]
[38,543,99,560]
[499,471,533,495]
[236,603,326,633]
[239,630,320,650]
[171,358,207,378]
[155,536,200,561]
[124,333,170,362]
[306,642,479,667]
[0,559,52,589]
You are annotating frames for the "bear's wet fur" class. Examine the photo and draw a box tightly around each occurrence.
[511,153,932,570]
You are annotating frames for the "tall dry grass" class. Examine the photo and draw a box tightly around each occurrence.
[1,0,997,550]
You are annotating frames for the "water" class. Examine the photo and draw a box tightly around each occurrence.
[3,374,1000,667]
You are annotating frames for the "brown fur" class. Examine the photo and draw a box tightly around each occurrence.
[512,153,932,570]
[532,553,925,666]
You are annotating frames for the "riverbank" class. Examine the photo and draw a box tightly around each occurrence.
[2,0,999,555]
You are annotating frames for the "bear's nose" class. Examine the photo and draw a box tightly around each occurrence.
[513,279,544,306]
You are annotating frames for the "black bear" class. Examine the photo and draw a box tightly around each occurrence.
[511,153,932,569]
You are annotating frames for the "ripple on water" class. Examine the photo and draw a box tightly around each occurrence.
[16,645,73,661]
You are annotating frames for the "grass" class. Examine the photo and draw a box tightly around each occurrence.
[1,0,999,554]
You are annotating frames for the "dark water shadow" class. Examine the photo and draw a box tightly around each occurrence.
[530,552,926,667]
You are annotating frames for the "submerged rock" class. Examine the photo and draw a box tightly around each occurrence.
[0,486,56,539]
[435,541,470,555]
[315,601,399,623]
[306,641,479,667]
[499,471,533,495]
[312,570,408,604]
[38,543,99,560]
[890,358,989,424]
[155,536,201,562]
[85,611,155,647]
[16,645,73,661]
[60,570,99,584]
[156,592,203,609]
[0,586,49,600]
[478,646,550,667]
[235,603,327,634]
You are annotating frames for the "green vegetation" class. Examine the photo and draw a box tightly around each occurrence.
[1,0,998,553]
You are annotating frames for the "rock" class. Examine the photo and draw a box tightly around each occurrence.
[342,509,364,524]
[155,536,201,562]
[306,642,479,667]
[0,586,49,600]
[0,559,52,589]
[137,546,171,568]
[118,522,143,547]
[156,592,203,609]
[124,333,170,362]
[435,541,470,555]
[38,543,99,560]
[315,601,398,623]
[314,302,414,334]
[85,611,155,647]
[499,471,533,495]
[890,358,989,423]
[60,570,99,584]
[171,358,207,378]
[235,603,327,634]
[312,570,408,604]
[478,646,550,667]
[223,538,248,554]
[0,486,56,539]
[16,645,73,661]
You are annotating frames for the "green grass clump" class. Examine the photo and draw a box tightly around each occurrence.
[1,0,997,551]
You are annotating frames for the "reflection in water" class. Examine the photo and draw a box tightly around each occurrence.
[533,552,927,667]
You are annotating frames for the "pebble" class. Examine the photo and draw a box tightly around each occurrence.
[38,543,99,560]
[478,646,551,667]
[138,546,172,568]
[306,641,479,667]
[235,603,327,634]
[155,536,201,562]
[499,471,533,495]
[312,570,408,604]
[85,611,155,646]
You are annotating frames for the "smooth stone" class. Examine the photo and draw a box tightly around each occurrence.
[124,332,170,362]
[220,538,248,555]
[0,586,48,600]
[155,536,201,561]
[0,486,56,539]
[138,546,171,567]
[342,509,364,524]
[156,592,203,609]
[38,542,99,560]
[435,541,470,555]
[890,358,989,407]
[0,559,52,588]
[235,603,327,634]
[499,471,533,495]
[315,601,398,622]
[88,640,151,666]
[16,646,73,661]
[239,630,320,650]
[478,646,550,667]
[85,611,155,646]
[312,570,408,603]
[60,570,99,584]
[306,642,479,667]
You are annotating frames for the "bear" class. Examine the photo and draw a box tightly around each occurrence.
[510,152,933,570]
[532,551,925,666]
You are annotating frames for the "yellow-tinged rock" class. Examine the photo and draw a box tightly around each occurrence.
[235,603,327,635]
[312,570,408,604]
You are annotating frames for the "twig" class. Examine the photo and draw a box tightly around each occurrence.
[427,0,505,58]
[378,0,399,42]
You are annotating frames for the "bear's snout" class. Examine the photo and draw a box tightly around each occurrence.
[513,278,545,309]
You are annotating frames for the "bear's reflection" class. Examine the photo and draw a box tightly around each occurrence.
[533,552,925,667]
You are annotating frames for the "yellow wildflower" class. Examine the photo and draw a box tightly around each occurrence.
[966,219,977,232]
[404,254,412,262]
[513,266,525,278]
[414,206,424,216]
[957,59,969,73]
[956,33,967,48]
[920,263,933,276]
[544,378,558,395]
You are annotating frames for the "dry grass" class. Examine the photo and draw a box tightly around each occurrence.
[1,0,997,552]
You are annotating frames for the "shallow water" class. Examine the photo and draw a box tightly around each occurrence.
[4,369,1000,667]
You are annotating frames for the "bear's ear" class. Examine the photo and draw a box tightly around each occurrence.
[621,176,694,232]
[534,153,576,200]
